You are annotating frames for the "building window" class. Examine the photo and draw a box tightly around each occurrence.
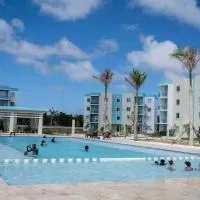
[126,107,131,112]
[176,99,180,105]
[117,98,120,102]
[117,116,120,120]
[147,108,151,112]
[148,98,152,103]
[117,107,120,111]
[176,113,180,119]
[176,86,180,92]
[127,98,131,102]
[199,112,200,118]
[87,107,90,111]
[127,115,130,120]
[87,98,90,102]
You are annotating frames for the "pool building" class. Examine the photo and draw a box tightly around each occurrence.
[84,93,158,134]
[0,86,48,134]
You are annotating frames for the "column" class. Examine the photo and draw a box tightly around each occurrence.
[38,115,43,135]
[9,112,14,133]
[72,119,75,135]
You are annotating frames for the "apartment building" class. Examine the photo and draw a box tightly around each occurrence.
[0,85,18,106]
[84,92,157,134]
[158,76,200,136]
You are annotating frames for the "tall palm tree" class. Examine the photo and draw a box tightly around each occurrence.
[171,47,200,145]
[49,107,58,126]
[93,68,114,132]
[125,69,147,141]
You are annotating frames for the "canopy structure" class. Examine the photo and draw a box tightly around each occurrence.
[0,106,48,135]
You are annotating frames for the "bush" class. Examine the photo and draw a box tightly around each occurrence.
[151,131,167,137]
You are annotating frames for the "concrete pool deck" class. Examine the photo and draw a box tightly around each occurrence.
[0,178,200,200]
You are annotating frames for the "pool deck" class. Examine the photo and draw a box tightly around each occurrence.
[0,178,200,200]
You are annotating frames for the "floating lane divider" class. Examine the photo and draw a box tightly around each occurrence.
[3,156,200,165]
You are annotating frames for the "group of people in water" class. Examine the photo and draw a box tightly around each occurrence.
[24,135,56,156]
[155,159,198,171]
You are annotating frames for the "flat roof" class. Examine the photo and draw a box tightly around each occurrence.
[159,80,173,85]
[0,85,18,91]
[0,106,48,112]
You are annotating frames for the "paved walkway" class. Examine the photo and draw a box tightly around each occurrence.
[0,179,200,200]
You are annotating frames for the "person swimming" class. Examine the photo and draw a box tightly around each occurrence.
[85,145,89,152]
[51,137,55,143]
[168,160,175,171]
[155,159,166,166]
[43,135,46,138]
[185,161,193,171]
[41,140,47,146]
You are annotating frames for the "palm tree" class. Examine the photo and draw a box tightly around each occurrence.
[49,107,58,126]
[125,69,147,141]
[93,68,114,132]
[171,47,200,145]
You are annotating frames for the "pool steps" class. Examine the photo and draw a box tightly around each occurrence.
[3,156,200,165]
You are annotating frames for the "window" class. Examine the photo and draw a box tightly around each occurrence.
[117,107,120,111]
[117,116,120,120]
[147,108,151,112]
[87,107,90,111]
[148,98,152,104]
[176,86,180,92]
[127,98,131,102]
[199,112,200,118]
[176,113,180,119]
[117,98,120,102]
[176,99,180,105]
[127,107,131,112]
[87,98,90,102]
[127,115,130,120]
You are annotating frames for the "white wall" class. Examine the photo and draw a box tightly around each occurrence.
[121,93,135,126]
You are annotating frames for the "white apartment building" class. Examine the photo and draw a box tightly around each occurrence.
[158,75,200,136]
[84,92,157,134]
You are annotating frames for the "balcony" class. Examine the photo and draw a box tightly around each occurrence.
[159,119,167,124]
[91,96,99,104]
[90,105,99,114]
[90,114,99,123]
[159,105,168,110]
[159,91,168,97]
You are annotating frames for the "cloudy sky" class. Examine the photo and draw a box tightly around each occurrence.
[0,0,200,113]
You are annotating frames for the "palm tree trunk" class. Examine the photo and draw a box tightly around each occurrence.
[103,85,109,132]
[189,71,194,145]
[50,117,53,126]
[134,90,138,141]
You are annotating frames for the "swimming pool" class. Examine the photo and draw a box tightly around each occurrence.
[0,136,200,185]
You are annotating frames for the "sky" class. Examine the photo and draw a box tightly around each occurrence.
[1,0,200,114]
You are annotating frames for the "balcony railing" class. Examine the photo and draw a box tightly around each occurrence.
[159,105,167,110]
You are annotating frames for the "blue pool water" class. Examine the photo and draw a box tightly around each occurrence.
[0,136,200,185]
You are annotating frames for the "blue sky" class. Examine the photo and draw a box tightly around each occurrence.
[1,0,200,114]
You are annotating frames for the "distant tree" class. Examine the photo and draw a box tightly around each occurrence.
[49,107,58,126]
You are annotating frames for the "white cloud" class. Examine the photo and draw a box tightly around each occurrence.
[95,38,119,56]
[58,60,98,81]
[123,24,139,32]
[129,0,200,29]
[127,35,184,79]
[0,18,93,75]
[11,19,25,32]
[0,18,117,80]
[33,0,103,21]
